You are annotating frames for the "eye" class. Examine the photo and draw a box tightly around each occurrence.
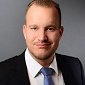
[47,27,56,32]
[30,27,37,30]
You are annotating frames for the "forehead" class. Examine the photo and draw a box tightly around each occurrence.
[26,4,59,18]
[25,4,60,26]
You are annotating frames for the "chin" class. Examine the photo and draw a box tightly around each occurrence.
[34,55,51,60]
[32,51,53,60]
[29,48,55,60]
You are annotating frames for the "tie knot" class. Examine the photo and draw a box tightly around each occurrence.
[40,67,54,76]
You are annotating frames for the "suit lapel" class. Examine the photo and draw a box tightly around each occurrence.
[56,54,76,85]
[11,51,30,85]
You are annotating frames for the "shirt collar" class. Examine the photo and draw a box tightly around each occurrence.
[49,54,58,75]
[25,48,58,78]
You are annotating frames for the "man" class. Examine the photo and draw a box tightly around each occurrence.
[0,0,84,85]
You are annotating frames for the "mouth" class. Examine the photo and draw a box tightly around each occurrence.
[35,43,51,49]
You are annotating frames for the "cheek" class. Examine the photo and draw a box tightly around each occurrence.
[26,32,36,44]
[49,32,61,43]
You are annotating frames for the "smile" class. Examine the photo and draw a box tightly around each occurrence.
[35,43,51,48]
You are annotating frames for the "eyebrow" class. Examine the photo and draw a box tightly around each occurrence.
[29,25,37,27]
[28,24,59,28]
[45,24,59,28]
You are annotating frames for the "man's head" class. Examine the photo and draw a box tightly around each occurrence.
[23,0,63,66]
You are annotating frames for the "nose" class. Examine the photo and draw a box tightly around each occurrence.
[38,30,48,42]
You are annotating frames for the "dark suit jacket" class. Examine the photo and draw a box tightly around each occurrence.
[0,51,85,85]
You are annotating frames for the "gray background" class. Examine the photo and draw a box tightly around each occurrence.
[0,0,85,72]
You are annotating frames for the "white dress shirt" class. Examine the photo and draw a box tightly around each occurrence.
[25,48,65,85]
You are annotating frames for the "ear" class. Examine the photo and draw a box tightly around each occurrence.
[23,25,27,39]
[59,26,64,36]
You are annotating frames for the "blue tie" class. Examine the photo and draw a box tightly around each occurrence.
[40,67,54,85]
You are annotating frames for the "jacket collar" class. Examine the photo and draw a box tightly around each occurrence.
[56,53,81,85]
[13,51,30,85]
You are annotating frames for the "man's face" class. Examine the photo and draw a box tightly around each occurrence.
[23,4,63,61]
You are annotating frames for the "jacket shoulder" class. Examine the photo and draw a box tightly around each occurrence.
[56,53,81,63]
[0,56,18,78]
[56,53,85,85]
[56,53,84,74]
[0,51,25,78]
